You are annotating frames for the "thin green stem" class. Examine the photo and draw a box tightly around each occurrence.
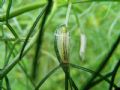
[32,0,53,79]
[109,60,120,90]
[0,78,3,90]
[91,72,113,88]
[72,0,120,4]
[69,76,78,90]
[6,23,19,38]
[0,2,45,22]
[65,73,69,90]
[4,40,18,67]
[0,37,28,42]
[35,65,60,90]
[19,5,47,60]
[4,41,8,63]
[69,78,73,90]
[7,41,36,87]
[65,3,72,27]
[6,0,19,38]
[18,62,36,87]
[5,76,11,90]
[70,63,118,89]
[0,30,38,79]
[1,0,118,22]
[83,34,120,90]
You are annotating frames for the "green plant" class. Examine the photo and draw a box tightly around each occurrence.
[0,0,120,90]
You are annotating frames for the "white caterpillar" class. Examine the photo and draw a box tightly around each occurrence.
[80,33,87,61]
[55,25,70,63]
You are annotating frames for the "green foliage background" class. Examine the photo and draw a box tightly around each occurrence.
[0,0,120,90]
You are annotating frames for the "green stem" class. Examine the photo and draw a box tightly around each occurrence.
[83,34,120,90]
[65,2,72,27]
[109,60,120,90]
[73,0,120,4]
[0,79,3,90]
[5,76,11,90]
[1,0,118,22]
[0,2,45,22]
[6,23,19,38]
[32,0,53,79]
[0,30,38,79]
[0,37,29,42]
[7,41,36,87]
[91,72,113,88]
[70,63,118,89]
[35,65,60,90]
[19,5,47,60]
[4,40,18,67]
[65,73,69,90]
[6,0,19,38]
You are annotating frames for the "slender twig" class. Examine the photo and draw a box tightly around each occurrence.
[109,60,120,90]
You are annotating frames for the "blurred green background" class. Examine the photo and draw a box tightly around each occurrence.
[0,0,120,90]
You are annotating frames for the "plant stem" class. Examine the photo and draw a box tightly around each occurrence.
[70,63,118,89]
[1,0,118,22]
[0,2,45,22]
[0,78,3,90]
[73,0,120,4]
[35,65,60,90]
[6,0,19,38]
[65,2,72,27]
[5,76,11,90]
[65,73,69,90]
[91,72,113,87]
[32,0,53,80]
[83,35,120,90]
[19,5,47,60]
[109,60,120,90]
[54,32,78,90]
[0,30,38,79]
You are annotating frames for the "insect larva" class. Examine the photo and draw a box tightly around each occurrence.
[55,25,70,63]
[80,33,87,61]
